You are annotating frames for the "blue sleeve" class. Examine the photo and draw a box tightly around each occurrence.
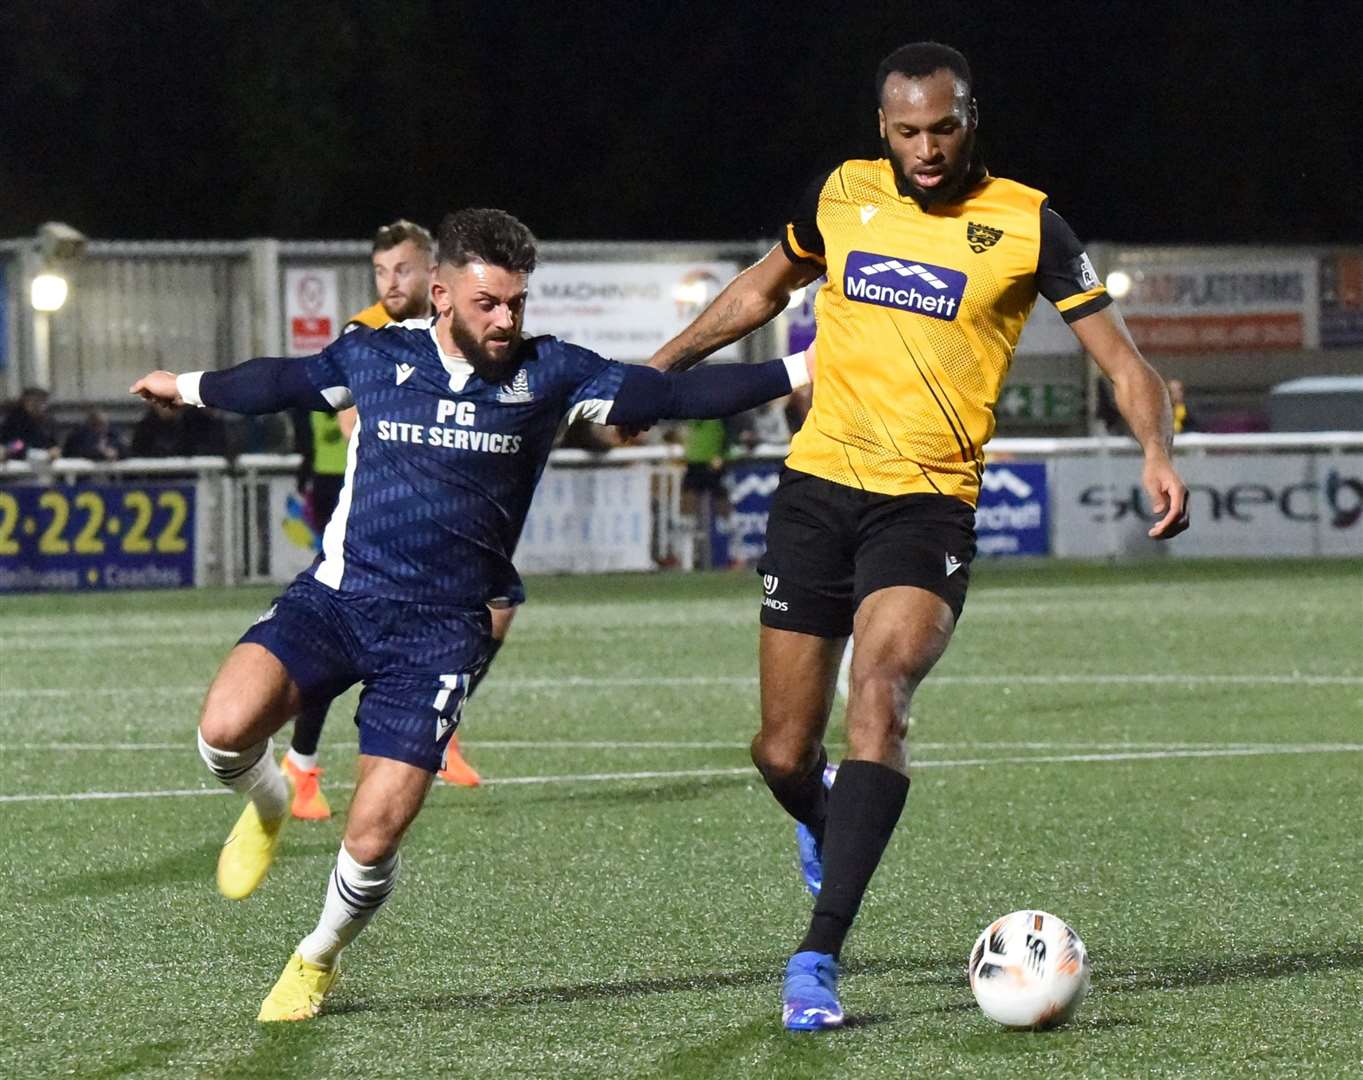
[603,360,794,427]
[198,341,356,415]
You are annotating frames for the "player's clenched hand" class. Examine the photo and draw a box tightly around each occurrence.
[129,370,184,407]
[1143,454,1189,539]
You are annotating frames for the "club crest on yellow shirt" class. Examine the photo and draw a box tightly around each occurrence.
[967,222,1004,253]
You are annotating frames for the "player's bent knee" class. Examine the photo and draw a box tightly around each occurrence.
[197,646,300,750]
[750,731,822,781]
[198,686,283,750]
[342,824,403,866]
[197,708,260,754]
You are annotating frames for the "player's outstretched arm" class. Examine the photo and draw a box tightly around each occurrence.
[648,246,822,373]
[131,356,351,416]
[1070,307,1189,540]
[602,351,811,429]
[130,370,189,407]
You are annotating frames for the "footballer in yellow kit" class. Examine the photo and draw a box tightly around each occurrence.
[782,158,1108,505]
[756,150,1116,633]
[648,41,1187,1032]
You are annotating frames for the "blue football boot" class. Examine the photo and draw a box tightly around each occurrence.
[795,763,839,896]
[782,950,844,1031]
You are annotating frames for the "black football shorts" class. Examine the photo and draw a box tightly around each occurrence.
[756,468,977,638]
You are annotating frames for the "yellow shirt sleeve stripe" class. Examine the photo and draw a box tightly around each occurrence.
[1054,285,1108,314]
[784,225,826,264]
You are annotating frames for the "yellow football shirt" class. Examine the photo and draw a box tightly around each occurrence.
[346,301,393,332]
[783,158,1109,505]
[306,301,392,474]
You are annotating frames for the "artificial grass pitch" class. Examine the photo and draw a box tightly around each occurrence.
[0,559,1358,1078]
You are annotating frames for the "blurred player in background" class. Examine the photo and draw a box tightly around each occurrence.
[284,220,484,817]
[1167,378,1198,433]
[650,42,1189,1030]
[131,207,812,1022]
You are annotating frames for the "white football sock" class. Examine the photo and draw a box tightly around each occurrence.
[296,844,400,968]
[286,747,319,773]
[196,731,289,823]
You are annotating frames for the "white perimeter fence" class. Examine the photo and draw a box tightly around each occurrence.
[0,433,1358,594]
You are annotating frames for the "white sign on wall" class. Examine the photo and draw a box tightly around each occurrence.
[267,476,321,581]
[524,262,741,361]
[1051,452,1363,558]
[1111,256,1320,353]
[516,464,654,573]
[285,268,341,356]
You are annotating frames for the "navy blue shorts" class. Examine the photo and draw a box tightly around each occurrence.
[239,574,491,772]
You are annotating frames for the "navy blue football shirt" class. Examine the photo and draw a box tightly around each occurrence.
[302,319,635,607]
[184,317,799,610]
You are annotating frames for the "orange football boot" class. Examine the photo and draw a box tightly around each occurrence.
[281,756,332,820]
[437,735,481,787]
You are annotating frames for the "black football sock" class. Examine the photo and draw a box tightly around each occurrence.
[763,746,829,844]
[798,759,909,960]
[466,637,503,700]
[290,703,327,757]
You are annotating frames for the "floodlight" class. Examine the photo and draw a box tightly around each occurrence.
[1105,270,1133,299]
[30,273,69,312]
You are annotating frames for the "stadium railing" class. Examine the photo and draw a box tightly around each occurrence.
[1,432,1359,592]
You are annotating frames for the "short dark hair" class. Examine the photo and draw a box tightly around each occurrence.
[437,208,537,274]
[372,218,435,257]
[875,42,973,103]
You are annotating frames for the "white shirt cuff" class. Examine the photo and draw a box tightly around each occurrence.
[176,371,205,407]
[782,351,811,390]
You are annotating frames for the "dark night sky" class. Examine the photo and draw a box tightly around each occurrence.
[2,1,1360,247]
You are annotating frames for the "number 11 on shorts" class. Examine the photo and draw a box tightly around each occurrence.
[432,673,468,742]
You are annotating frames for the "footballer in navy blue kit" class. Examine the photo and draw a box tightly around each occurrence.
[131,208,812,1022]
[233,323,702,772]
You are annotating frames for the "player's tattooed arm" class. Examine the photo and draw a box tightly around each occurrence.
[1070,307,1189,540]
[648,245,822,373]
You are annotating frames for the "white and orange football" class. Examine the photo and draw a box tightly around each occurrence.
[968,909,1091,1029]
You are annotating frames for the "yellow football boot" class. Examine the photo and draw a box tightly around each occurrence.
[216,798,287,900]
[257,952,339,1022]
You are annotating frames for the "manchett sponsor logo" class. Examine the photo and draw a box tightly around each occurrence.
[980,468,1034,499]
[844,250,967,321]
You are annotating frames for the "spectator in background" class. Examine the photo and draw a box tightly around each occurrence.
[63,409,125,461]
[229,412,295,456]
[130,400,226,457]
[1168,378,1198,434]
[305,410,349,533]
[1094,376,1125,435]
[680,417,735,567]
[0,387,61,460]
[736,397,796,451]
[131,401,187,457]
